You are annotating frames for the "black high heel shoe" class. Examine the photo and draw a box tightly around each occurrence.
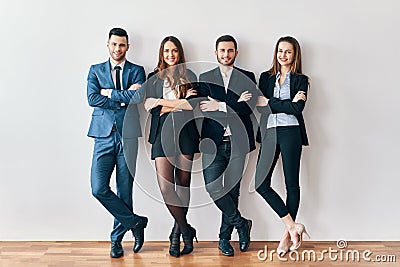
[181,224,198,255]
[169,231,181,257]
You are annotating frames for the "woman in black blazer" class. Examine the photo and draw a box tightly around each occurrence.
[144,36,199,257]
[255,36,310,256]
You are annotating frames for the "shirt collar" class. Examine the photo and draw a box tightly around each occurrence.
[276,71,291,79]
[219,66,233,79]
[110,59,126,71]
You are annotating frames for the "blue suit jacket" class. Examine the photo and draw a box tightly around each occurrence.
[87,59,146,138]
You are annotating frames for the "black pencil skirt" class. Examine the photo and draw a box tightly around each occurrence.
[151,112,199,159]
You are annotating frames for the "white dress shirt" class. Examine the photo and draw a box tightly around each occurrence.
[219,67,233,136]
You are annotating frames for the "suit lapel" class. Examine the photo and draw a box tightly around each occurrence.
[228,68,239,92]
[267,75,276,98]
[122,61,131,90]
[226,68,240,100]
[290,74,297,99]
[212,67,227,99]
[156,78,164,98]
[104,60,114,88]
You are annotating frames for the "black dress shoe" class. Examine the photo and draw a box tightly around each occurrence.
[110,241,124,258]
[218,239,234,256]
[132,216,148,253]
[237,219,252,252]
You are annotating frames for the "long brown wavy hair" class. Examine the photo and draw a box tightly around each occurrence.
[154,36,191,98]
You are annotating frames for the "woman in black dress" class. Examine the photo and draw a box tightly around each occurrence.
[144,36,199,257]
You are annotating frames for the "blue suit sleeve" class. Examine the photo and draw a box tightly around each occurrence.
[87,65,121,110]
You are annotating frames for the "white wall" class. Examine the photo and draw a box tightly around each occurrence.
[1,0,399,241]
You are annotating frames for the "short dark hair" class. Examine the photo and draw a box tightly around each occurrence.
[108,28,129,43]
[215,35,237,50]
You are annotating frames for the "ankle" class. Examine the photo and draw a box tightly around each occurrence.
[287,223,297,233]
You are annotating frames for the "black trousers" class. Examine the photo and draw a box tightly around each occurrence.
[255,126,302,220]
[202,141,246,240]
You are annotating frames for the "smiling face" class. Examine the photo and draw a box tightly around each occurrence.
[277,41,294,68]
[107,35,129,64]
[163,41,179,66]
[215,41,238,67]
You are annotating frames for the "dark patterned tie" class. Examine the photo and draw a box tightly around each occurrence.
[114,66,121,90]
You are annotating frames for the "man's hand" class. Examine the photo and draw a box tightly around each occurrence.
[144,97,160,111]
[128,83,141,90]
[256,96,269,106]
[200,96,219,111]
[238,90,252,102]
[186,89,197,98]
[100,89,112,97]
[292,91,306,102]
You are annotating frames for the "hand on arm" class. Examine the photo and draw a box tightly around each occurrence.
[158,99,193,110]
[160,107,174,114]
[87,66,120,110]
[101,85,141,97]
[257,95,269,106]
[268,91,307,115]
[100,89,112,97]
[144,98,161,112]
[185,89,197,98]
[292,91,306,102]
[200,96,220,112]
[237,91,252,102]
[128,83,141,90]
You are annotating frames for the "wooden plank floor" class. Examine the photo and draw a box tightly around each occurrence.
[0,241,399,267]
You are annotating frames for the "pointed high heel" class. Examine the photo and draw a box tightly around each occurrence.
[169,232,181,257]
[289,223,310,251]
[181,224,198,255]
[169,223,181,257]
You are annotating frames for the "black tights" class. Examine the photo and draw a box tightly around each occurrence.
[155,154,193,234]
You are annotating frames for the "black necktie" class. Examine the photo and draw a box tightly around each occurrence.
[114,66,121,90]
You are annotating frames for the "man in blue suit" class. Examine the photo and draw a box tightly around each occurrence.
[87,28,148,258]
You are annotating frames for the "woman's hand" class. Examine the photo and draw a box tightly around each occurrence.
[144,98,160,111]
[128,83,141,90]
[238,91,252,102]
[257,96,269,106]
[186,89,197,98]
[292,91,306,102]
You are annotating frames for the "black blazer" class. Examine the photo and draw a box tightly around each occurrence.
[145,69,199,144]
[198,66,258,153]
[257,71,309,146]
